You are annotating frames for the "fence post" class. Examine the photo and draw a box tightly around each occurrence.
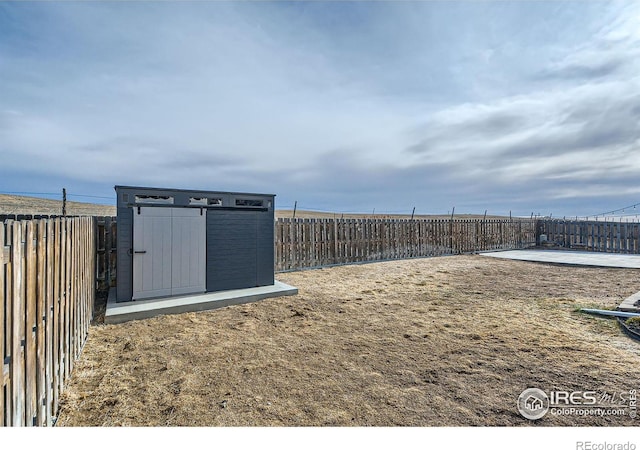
[333,218,338,265]
[449,208,454,253]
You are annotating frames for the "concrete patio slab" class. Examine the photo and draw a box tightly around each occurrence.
[480,249,640,269]
[105,281,298,324]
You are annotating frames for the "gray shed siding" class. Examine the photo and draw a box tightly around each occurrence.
[114,185,275,302]
[116,206,134,303]
[206,211,275,292]
[256,213,275,286]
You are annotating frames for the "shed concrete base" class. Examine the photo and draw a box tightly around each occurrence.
[105,281,298,324]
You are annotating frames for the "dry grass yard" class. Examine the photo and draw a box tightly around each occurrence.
[57,255,640,426]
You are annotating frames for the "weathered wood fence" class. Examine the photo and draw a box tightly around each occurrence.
[1,217,95,426]
[276,218,537,271]
[90,216,537,277]
[537,219,640,253]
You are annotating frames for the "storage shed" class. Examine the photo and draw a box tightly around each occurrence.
[114,185,275,303]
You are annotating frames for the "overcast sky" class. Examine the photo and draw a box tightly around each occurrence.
[1,1,639,216]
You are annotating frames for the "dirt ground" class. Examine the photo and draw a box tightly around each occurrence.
[0,194,116,216]
[56,255,640,426]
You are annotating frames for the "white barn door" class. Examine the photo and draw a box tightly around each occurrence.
[170,208,207,296]
[133,207,206,300]
[133,207,173,300]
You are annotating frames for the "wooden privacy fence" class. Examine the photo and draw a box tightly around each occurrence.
[538,219,640,253]
[1,217,95,426]
[276,218,537,271]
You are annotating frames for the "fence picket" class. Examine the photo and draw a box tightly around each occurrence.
[0,223,5,426]
[64,220,71,382]
[52,219,60,419]
[44,220,54,426]
[4,221,14,426]
[35,221,46,426]
[11,221,26,426]
[25,222,38,426]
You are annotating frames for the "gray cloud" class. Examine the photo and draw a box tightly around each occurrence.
[407,109,529,155]
[539,55,628,81]
[405,78,640,184]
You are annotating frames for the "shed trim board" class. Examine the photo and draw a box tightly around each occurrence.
[115,186,275,303]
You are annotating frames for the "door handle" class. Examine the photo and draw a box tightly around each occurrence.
[134,250,147,254]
